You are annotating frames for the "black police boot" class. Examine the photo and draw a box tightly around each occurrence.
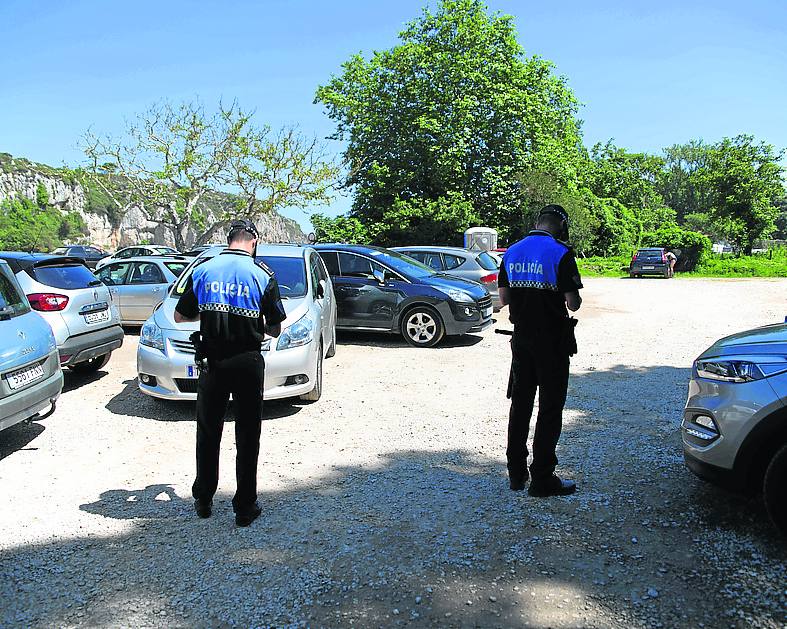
[509,471,529,491]
[527,475,576,497]
[235,503,262,527]
[194,499,212,518]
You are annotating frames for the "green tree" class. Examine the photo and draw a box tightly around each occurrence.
[699,135,785,254]
[35,182,49,209]
[657,140,713,221]
[311,213,371,244]
[315,0,583,236]
[0,197,86,251]
[83,100,337,249]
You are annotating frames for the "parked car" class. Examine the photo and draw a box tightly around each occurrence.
[50,245,108,269]
[0,252,124,373]
[181,244,226,257]
[137,244,336,402]
[486,250,503,268]
[0,259,63,432]
[95,245,179,270]
[629,248,670,278]
[683,323,787,535]
[392,246,501,309]
[314,244,493,348]
[95,256,190,325]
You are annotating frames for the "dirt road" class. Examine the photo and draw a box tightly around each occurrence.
[1,278,785,627]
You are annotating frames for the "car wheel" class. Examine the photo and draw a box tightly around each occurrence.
[68,352,111,373]
[629,272,636,278]
[401,306,444,348]
[300,344,323,403]
[763,443,787,536]
[325,326,336,359]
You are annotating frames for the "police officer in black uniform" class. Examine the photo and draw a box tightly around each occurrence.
[174,219,287,526]
[498,204,583,497]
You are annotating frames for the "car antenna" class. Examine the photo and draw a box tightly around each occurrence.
[28,225,45,254]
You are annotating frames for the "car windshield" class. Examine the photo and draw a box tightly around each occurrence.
[365,248,434,278]
[153,246,177,254]
[0,265,30,318]
[29,263,100,290]
[164,262,188,277]
[171,253,308,299]
[637,250,664,260]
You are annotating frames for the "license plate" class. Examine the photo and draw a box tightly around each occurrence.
[6,363,45,390]
[186,365,197,378]
[84,309,110,324]
[482,307,493,318]
[643,266,655,270]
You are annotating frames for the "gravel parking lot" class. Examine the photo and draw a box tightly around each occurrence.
[1,277,786,628]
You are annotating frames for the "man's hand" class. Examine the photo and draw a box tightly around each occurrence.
[564,291,582,312]
[499,286,510,307]
[265,323,282,338]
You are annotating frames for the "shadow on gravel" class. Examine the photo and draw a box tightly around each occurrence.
[62,369,109,393]
[0,420,45,461]
[105,379,304,423]
[337,330,484,349]
[3,443,785,628]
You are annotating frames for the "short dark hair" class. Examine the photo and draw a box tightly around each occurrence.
[536,212,564,232]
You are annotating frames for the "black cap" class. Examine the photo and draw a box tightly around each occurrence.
[227,219,259,240]
[539,204,569,226]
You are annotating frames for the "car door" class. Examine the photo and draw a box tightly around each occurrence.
[96,262,133,321]
[123,261,168,323]
[334,252,404,330]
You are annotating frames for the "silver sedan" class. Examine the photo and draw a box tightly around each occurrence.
[96,256,190,325]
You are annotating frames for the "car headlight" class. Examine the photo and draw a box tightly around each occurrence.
[276,315,314,350]
[695,360,764,383]
[140,320,165,352]
[443,288,474,303]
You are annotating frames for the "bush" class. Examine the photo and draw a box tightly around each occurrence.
[583,190,641,256]
[640,226,712,271]
[0,197,87,251]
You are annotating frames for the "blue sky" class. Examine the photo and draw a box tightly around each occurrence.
[1,0,784,230]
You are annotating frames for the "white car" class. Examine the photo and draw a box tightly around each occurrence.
[96,245,179,270]
[137,244,337,402]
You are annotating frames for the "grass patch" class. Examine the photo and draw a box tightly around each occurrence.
[578,251,787,278]
[577,256,629,277]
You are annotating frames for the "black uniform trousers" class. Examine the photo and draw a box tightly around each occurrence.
[192,350,264,513]
[506,330,570,482]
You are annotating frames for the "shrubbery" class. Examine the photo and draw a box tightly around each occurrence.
[0,197,87,251]
[640,226,712,270]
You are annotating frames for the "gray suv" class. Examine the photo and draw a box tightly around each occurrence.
[683,323,787,535]
[0,260,63,432]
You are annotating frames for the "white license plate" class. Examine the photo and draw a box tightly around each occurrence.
[84,309,110,324]
[643,266,655,270]
[186,365,198,378]
[6,363,45,390]
[483,307,493,318]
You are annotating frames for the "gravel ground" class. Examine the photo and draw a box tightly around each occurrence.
[1,277,786,628]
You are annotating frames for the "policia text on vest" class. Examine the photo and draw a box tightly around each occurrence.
[498,205,583,498]
[174,219,287,527]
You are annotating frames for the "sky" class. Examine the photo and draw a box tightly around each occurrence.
[0,0,785,231]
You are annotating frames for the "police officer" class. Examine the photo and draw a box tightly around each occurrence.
[174,219,287,526]
[498,204,583,497]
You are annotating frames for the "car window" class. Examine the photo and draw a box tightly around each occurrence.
[70,246,86,255]
[316,256,330,283]
[637,249,664,260]
[309,255,321,296]
[51,247,68,255]
[444,254,466,270]
[164,262,187,277]
[475,252,498,271]
[337,252,388,279]
[319,251,340,276]
[402,251,427,263]
[0,264,30,317]
[85,246,103,255]
[97,262,132,286]
[129,262,165,285]
[29,263,98,290]
[257,256,307,298]
[116,248,134,259]
[153,246,177,255]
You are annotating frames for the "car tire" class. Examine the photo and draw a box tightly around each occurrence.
[629,272,637,278]
[300,344,323,403]
[325,326,336,359]
[401,306,444,348]
[68,352,111,374]
[763,443,787,536]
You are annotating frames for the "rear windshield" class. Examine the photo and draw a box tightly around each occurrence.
[0,265,30,318]
[164,262,188,277]
[475,251,499,271]
[29,264,100,290]
[154,246,178,255]
[637,250,664,260]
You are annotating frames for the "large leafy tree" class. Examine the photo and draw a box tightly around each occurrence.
[315,0,583,242]
[83,101,337,249]
[699,135,785,254]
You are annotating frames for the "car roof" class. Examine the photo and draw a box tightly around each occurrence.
[637,247,664,251]
[392,246,475,255]
[196,243,314,260]
[104,255,191,264]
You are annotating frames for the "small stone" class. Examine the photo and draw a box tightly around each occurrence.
[647,588,659,598]
[415,596,422,604]
[392,608,400,615]
[489,595,497,603]
[631,537,638,544]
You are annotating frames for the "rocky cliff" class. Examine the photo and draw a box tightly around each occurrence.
[0,153,305,250]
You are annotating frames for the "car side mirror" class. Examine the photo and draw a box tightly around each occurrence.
[372,269,385,285]
[316,280,326,300]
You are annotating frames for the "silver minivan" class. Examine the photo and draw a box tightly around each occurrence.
[0,253,124,373]
[0,260,63,432]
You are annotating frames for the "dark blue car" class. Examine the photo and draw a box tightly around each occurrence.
[314,244,493,347]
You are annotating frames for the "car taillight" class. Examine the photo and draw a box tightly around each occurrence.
[631,252,638,262]
[480,273,497,284]
[27,293,69,311]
